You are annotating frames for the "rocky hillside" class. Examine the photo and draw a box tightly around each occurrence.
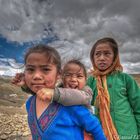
[131,74,140,86]
[0,76,31,140]
[0,74,140,139]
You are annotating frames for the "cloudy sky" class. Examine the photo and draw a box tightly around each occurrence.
[0,0,140,76]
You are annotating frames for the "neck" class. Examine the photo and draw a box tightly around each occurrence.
[36,96,50,105]
[36,96,51,119]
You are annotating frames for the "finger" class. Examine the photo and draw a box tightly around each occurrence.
[37,90,44,98]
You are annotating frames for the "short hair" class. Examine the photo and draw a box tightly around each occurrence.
[24,44,61,72]
[62,59,87,78]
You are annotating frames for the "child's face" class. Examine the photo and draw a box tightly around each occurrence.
[93,43,114,71]
[24,52,60,93]
[63,63,86,90]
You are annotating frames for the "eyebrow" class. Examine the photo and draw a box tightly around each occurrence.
[26,64,52,67]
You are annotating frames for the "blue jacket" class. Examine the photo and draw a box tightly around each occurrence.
[26,96,106,140]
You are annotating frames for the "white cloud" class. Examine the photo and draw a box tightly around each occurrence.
[0,58,24,76]
[0,0,140,73]
[0,65,23,76]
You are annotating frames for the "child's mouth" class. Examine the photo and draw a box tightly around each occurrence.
[69,85,78,89]
[99,63,106,68]
[32,84,45,89]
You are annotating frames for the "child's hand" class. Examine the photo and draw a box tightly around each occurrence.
[37,88,54,102]
[11,73,25,87]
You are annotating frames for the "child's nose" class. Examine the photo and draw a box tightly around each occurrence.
[33,71,43,80]
[70,75,77,81]
[100,54,105,60]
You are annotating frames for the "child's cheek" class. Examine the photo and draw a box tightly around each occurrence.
[45,77,56,88]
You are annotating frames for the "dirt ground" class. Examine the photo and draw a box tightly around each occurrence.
[0,75,139,139]
[0,76,30,139]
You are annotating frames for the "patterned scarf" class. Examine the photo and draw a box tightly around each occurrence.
[92,54,123,140]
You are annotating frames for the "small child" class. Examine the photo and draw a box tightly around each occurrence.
[53,59,94,140]
[60,59,94,140]
[12,44,106,140]
[37,59,94,113]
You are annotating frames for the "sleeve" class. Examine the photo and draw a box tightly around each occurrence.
[69,105,106,140]
[53,86,93,106]
[126,74,140,134]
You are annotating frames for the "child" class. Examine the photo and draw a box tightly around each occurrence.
[12,60,95,140]
[38,59,94,140]
[87,37,140,140]
[60,59,94,140]
[37,59,94,111]
[18,44,106,140]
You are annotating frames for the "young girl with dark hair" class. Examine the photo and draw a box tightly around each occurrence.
[12,44,106,140]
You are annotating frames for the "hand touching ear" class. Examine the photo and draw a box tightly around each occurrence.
[11,73,25,87]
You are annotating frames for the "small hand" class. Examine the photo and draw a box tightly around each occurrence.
[36,88,54,102]
[11,73,25,87]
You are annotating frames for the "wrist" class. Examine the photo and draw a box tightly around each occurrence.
[53,88,60,101]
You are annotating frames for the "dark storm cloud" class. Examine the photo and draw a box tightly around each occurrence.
[0,0,140,73]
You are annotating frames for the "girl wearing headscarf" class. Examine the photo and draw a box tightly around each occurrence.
[87,37,140,140]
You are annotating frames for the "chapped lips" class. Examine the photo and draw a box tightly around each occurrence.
[98,63,106,67]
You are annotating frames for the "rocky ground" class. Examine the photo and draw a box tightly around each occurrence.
[0,76,31,140]
[0,74,140,140]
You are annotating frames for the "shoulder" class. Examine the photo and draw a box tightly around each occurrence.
[114,71,131,77]
[87,75,95,81]
[87,75,97,91]
[65,105,90,115]
[115,72,136,82]
[64,105,98,124]
[112,72,139,88]
[87,75,96,85]
[82,85,93,95]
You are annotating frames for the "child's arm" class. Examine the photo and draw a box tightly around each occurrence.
[54,86,93,106]
[126,74,140,135]
[36,86,93,106]
[13,72,93,106]
[36,88,54,102]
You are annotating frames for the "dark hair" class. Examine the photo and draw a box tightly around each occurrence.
[24,44,61,73]
[62,59,87,78]
[90,37,119,63]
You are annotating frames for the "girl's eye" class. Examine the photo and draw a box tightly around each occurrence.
[105,52,111,55]
[64,73,71,77]
[42,68,52,73]
[26,67,34,72]
[43,68,51,71]
[77,75,84,78]
[95,52,101,57]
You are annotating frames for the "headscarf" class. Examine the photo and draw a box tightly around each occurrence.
[91,41,123,140]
